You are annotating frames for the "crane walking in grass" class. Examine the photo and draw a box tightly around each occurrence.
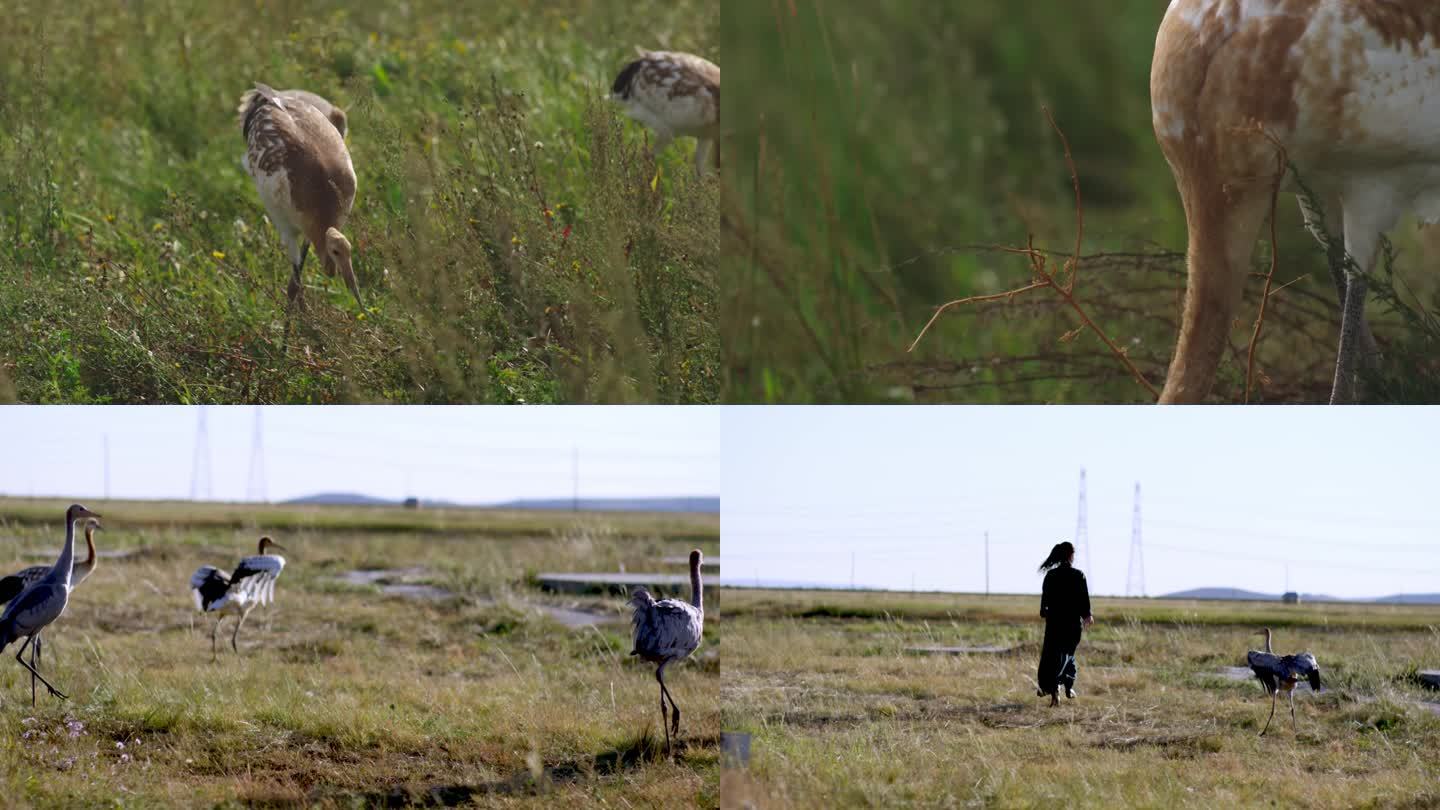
[1247,627,1321,736]
[237,83,361,316]
[0,517,101,703]
[0,504,101,706]
[629,549,705,756]
[611,50,720,177]
[190,536,287,661]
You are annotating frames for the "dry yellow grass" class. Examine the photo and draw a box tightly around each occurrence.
[723,588,1440,809]
[0,499,719,808]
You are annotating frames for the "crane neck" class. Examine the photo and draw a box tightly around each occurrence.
[690,559,703,611]
[1263,628,1272,653]
[84,525,96,568]
[54,515,78,585]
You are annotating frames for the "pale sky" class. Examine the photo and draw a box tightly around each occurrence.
[722,407,1440,600]
[0,406,719,504]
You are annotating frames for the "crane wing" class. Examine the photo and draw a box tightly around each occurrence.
[190,566,230,611]
[1285,652,1321,691]
[231,554,284,606]
[1247,649,1282,694]
[1,565,52,604]
[0,575,26,606]
[632,597,703,660]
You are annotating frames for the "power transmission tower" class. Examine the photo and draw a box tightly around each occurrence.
[246,407,267,503]
[190,407,212,502]
[103,434,111,500]
[1075,468,1090,573]
[1126,482,1145,597]
[572,446,579,512]
[984,530,990,597]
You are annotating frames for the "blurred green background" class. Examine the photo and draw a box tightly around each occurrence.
[722,0,1440,403]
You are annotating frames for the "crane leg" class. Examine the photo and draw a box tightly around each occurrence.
[232,607,252,654]
[1289,691,1297,732]
[14,634,65,703]
[1259,691,1277,736]
[211,615,226,662]
[662,676,682,740]
[29,635,40,706]
[656,663,673,757]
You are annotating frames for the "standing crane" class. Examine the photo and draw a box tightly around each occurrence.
[0,517,102,699]
[190,536,287,661]
[0,503,101,706]
[629,549,705,756]
[1246,627,1322,736]
[611,50,720,177]
[1151,1,1440,403]
[237,83,361,315]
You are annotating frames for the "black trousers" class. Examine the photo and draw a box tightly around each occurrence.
[1037,620,1082,694]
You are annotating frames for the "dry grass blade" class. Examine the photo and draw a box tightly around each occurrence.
[907,108,1158,399]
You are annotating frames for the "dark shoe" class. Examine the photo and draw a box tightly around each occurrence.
[1065,687,1077,699]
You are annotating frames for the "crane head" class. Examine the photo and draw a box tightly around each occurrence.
[258,536,287,554]
[67,503,101,522]
[86,518,102,532]
[689,549,703,566]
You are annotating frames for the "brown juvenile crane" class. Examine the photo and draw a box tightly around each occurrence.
[612,50,720,177]
[1151,1,1440,403]
[237,83,361,313]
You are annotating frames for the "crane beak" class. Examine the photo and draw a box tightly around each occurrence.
[270,543,287,553]
[79,508,101,520]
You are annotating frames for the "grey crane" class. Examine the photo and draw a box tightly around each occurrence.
[190,536,287,661]
[0,517,101,702]
[1246,627,1321,736]
[0,503,101,706]
[628,548,705,756]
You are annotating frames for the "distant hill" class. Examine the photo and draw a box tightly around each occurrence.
[284,492,396,506]
[1162,587,1438,604]
[282,493,718,513]
[493,497,719,513]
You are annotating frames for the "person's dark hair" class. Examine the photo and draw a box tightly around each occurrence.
[1038,541,1075,573]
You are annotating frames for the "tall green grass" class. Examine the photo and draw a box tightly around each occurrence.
[0,0,718,403]
[722,0,1440,403]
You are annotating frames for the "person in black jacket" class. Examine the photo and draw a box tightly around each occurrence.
[1036,541,1093,707]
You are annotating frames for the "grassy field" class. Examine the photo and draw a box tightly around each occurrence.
[722,0,1440,403]
[0,498,719,807]
[723,588,1440,808]
[0,0,718,404]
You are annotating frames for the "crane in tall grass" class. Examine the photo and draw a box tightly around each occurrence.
[237,83,361,315]
[1151,1,1440,403]
[628,549,705,756]
[0,504,101,706]
[190,536,287,661]
[612,50,720,177]
[1247,627,1321,736]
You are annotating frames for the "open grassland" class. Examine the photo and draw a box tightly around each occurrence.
[723,588,1440,808]
[0,499,719,807]
[723,0,1440,403]
[0,0,718,404]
